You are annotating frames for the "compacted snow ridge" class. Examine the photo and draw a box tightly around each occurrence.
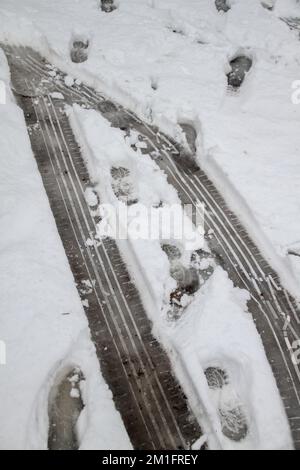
[0,0,299,451]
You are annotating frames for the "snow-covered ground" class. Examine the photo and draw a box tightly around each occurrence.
[0,0,299,295]
[70,105,292,449]
[0,49,131,450]
[0,0,299,450]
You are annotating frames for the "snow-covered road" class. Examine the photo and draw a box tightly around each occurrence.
[3,43,299,449]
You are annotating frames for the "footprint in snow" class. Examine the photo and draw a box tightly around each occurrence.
[96,100,138,134]
[204,366,249,442]
[163,245,216,320]
[48,367,85,450]
[215,0,231,13]
[162,243,200,320]
[97,101,130,130]
[70,39,89,64]
[179,123,198,155]
[98,100,119,115]
[227,55,253,90]
[101,0,117,13]
[191,249,215,285]
[151,77,158,91]
[111,166,138,206]
[261,0,275,11]
[176,123,199,173]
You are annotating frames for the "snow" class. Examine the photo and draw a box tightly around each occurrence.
[70,104,204,310]
[0,0,299,450]
[0,49,131,450]
[70,105,292,449]
[0,0,299,297]
[275,0,300,17]
[85,187,98,207]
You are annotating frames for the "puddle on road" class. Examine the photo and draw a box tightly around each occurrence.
[48,368,85,450]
